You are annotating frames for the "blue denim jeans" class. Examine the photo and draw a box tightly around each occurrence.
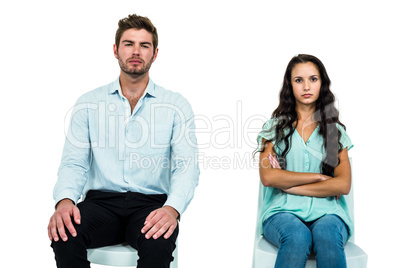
[263,212,348,268]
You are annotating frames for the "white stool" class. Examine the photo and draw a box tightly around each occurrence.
[87,242,178,267]
[253,234,367,268]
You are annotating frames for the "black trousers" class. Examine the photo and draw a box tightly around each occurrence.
[51,190,178,268]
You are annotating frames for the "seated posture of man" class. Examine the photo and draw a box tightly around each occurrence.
[48,14,199,268]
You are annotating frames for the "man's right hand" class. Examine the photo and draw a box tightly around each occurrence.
[48,199,81,242]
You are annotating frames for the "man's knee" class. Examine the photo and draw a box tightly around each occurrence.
[51,233,89,268]
[136,228,178,267]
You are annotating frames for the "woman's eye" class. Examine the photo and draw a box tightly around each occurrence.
[295,78,302,83]
[311,77,318,82]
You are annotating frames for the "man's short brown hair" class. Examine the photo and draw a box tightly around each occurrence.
[115,14,158,53]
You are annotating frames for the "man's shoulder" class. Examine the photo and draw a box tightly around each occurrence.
[76,79,118,103]
[153,82,190,106]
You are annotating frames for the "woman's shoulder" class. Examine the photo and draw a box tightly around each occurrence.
[262,118,278,131]
[263,116,291,130]
[257,117,285,145]
[336,123,354,151]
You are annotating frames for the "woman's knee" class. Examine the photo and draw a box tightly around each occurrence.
[264,212,312,251]
[310,215,348,267]
[311,214,348,251]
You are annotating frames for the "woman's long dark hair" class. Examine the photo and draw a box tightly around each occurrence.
[260,54,346,176]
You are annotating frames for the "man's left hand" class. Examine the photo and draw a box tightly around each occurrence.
[141,206,179,240]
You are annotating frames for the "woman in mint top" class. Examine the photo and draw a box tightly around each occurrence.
[257,54,353,268]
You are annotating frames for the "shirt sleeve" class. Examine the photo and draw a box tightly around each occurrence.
[53,96,92,206]
[337,124,354,151]
[257,118,277,151]
[163,95,200,216]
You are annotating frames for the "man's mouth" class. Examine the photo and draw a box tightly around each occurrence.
[128,58,143,65]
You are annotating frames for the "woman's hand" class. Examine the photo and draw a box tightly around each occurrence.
[268,154,293,193]
[268,154,281,169]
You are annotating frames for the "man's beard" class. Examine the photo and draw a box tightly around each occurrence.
[118,57,153,76]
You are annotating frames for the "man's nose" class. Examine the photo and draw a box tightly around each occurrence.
[132,45,140,55]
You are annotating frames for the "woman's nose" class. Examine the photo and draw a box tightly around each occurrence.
[303,81,310,91]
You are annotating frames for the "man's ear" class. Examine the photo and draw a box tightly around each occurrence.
[152,47,159,63]
[113,44,118,59]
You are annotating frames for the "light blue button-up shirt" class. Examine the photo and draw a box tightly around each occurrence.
[54,77,200,215]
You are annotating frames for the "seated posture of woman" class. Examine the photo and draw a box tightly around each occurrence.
[257,54,353,268]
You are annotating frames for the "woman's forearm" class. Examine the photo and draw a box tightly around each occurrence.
[259,168,328,189]
[285,148,352,198]
[259,148,330,189]
[284,175,351,197]
[259,139,351,197]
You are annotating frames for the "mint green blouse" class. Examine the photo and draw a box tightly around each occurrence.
[257,118,354,237]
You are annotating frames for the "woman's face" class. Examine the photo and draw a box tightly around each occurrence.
[291,62,321,108]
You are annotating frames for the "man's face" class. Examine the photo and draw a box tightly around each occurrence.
[113,28,158,76]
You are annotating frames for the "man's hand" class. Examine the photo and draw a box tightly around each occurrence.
[48,199,81,242]
[141,206,179,240]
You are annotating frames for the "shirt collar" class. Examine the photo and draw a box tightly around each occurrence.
[108,77,157,98]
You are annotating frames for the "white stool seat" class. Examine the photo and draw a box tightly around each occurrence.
[253,236,368,268]
[87,242,178,267]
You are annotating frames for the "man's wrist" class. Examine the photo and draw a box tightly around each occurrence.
[55,198,74,210]
[164,205,180,220]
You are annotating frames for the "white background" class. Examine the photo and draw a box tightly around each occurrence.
[1,0,401,267]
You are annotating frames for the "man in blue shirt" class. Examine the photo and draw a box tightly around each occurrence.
[48,14,199,268]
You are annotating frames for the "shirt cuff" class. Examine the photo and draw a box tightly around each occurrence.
[164,194,188,217]
[54,189,81,208]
